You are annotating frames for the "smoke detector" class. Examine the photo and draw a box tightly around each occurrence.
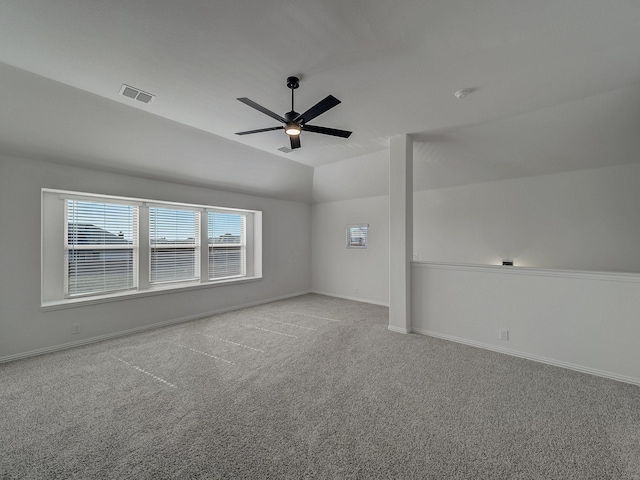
[119,84,155,104]
[454,88,472,100]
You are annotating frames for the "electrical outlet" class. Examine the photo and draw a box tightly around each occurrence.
[498,329,509,341]
[71,324,81,335]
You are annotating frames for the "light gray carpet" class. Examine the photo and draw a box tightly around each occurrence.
[1,294,639,479]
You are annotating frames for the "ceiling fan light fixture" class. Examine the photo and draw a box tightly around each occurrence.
[285,123,301,136]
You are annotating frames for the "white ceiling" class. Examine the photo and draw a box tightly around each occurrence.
[1,0,639,201]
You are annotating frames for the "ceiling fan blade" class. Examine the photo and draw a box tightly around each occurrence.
[303,124,352,138]
[237,97,287,123]
[290,135,301,149]
[294,95,341,124]
[235,126,284,135]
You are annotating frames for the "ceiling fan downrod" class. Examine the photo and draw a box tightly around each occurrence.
[285,76,301,135]
[287,76,299,117]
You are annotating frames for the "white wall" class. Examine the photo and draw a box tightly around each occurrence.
[412,263,640,385]
[0,154,311,361]
[312,149,389,203]
[310,162,640,308]
[414,162,640,272]
[311,195,389,305]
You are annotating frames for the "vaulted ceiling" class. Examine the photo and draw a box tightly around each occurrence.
[1,1,639,202]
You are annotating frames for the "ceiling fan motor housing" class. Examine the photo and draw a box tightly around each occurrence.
[285,111,299,122]
[286,76,300,89]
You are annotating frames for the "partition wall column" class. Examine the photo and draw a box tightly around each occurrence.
[389,134,413,333]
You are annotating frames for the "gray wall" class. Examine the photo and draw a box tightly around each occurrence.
[0,154,311,360]
[414,162,640,272]
[311,195,389,305]
[311,162,640,305]
[412,262,640,385]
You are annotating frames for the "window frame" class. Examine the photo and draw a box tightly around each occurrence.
[346,224,369,249]
[149,205,201,286]
[208,210,247,281]
[64,198,139,298]
[42,189,262,310]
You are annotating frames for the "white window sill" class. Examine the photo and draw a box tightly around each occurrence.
[41,275,262,311]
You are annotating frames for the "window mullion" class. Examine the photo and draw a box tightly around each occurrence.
[63,200,70,297]
[200,210,209,284]
[138,204,150,290]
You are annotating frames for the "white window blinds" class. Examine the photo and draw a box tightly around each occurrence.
[208,212,245,279]
[346,224,368,248]
[149,207,200,285]
[65,200,138,297]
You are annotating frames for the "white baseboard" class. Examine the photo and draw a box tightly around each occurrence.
[0,290,311,364]
[412,328,640,387]
[388,325,410,334]
[310,290,389,307]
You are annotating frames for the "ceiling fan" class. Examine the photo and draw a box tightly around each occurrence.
[235,76,352,150]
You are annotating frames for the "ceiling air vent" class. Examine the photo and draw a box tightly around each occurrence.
[278,146,293,154]
[119,84,155,104]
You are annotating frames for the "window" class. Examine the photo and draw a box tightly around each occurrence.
[42,189,262,307]
[346,224,368,248]
[66,200,138,297]
[208,211,245,279]
[150,207,200,285]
